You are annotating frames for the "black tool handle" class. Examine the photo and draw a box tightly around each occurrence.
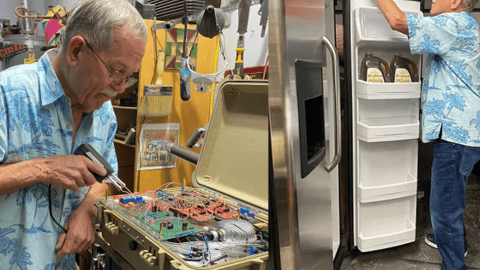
[180,79,191,101]
[179,57,191,101]
[167,143,199,165]
[74,143,113,182]
[186,128,206,148]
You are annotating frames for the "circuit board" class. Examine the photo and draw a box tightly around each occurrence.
[134,210,202,240]
[109,185,247,241]
[155,189,238,222]
[103,185,269,267]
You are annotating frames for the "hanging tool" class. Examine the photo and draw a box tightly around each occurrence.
[196,4,226,38]
[258,0,268,38]
[187,31,229,92]
[74,143,132,194]
[179,0,191,101]
[181,1,228,92]
[233,0,251,79]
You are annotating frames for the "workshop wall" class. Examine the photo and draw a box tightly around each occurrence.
[135,20,219,192]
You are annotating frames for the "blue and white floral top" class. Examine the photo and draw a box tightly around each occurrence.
[407,12,480,146]
[0,49,118,269]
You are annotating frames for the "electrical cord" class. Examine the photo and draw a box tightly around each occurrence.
[183,0,188,58]
[49,184,92,268]
[49,186,86,264]
[48,184,68,234]
[76,253,90,269]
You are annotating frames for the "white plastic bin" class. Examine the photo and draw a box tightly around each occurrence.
[357,196,416,252]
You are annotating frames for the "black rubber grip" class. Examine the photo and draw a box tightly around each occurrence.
[180,80,190,101]
[186,128,205,148]
[74,143,112,182]
[168,143,199,165]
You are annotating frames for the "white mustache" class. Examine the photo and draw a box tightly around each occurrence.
[102,88,118,98]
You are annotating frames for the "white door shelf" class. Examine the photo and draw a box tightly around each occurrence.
[357,117,419,142]
[358,174,417,203]
[358,219,415,252]
[358,140,418,187]
[357,196,416,252]
[356,80,421,100]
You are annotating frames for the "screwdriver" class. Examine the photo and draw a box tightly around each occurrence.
[74,143,133,194]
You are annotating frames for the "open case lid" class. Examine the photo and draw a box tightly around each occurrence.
[193,80,268,211]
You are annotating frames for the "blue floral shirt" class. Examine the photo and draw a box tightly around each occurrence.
[0,50,118,269]
[407,12,480,146]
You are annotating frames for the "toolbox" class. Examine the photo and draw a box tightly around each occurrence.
[96,79,269,270]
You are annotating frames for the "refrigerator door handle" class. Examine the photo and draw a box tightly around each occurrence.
[322,35,342,173]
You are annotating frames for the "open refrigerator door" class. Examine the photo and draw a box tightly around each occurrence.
[348,0,423,252]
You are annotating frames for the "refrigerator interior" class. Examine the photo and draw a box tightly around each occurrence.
[349,0,422,252]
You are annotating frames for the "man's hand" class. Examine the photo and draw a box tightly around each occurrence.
[41,155,107,191]
[55,206,95,258]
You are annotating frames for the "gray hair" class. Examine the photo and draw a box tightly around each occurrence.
[464,0,479,11]
[59,0,148,54]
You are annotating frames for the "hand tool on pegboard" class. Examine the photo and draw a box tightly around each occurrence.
[179,0,192,101]
[258,0,268,38]
[232,0,251,79]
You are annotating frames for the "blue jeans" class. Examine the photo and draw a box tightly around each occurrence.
[430,139,480,270]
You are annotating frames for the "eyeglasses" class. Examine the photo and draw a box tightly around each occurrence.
[84,40,137,88]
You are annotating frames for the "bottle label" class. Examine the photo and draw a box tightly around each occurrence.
[394,68,412,83]
[366,68,385,83]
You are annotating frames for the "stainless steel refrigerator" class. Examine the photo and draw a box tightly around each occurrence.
[269,0,342,269]
[268,0,423,269]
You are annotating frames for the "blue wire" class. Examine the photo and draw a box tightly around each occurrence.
[164,182,184,191]
[201,235,210,259]
[143,204,151,225]
[174,231,197,238]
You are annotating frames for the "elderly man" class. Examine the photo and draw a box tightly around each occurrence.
[376,0,480,269]
[0,0,147,269]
